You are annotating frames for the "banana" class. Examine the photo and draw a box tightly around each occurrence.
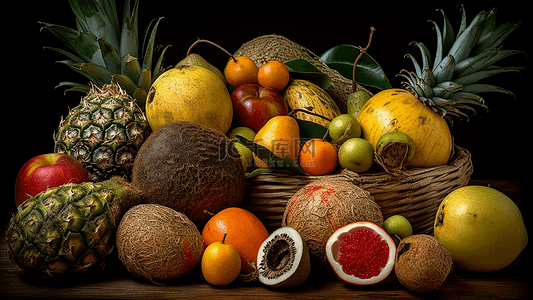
[283,79,341,128]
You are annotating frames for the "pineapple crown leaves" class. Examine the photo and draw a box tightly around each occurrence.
[399,5,525,121]
[38,0,171,109]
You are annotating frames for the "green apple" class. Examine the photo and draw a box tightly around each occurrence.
[337,138,374,173]
[328,114,361,145]
[383,215,413,239]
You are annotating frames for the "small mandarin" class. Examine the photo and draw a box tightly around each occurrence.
[224,56,258,88]
[299,138,338,175]
[258,60,290,91]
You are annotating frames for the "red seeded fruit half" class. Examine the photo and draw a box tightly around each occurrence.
[326,221,396,285]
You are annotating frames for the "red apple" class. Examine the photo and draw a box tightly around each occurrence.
[231,83,289,132]
[14,153,90,206]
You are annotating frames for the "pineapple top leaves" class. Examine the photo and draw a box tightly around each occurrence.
[399,6,524,120]
[39,0,171,110]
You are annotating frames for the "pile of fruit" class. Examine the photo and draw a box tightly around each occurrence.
[7,0,529,295]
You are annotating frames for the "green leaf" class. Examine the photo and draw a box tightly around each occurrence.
[319,44,392,90]
[121,54,141,83]
[56,60,105,86]
[112,74,139,95]
[120,0,139,59]
[284,59,333,91]
[98,38,121,73]
[39,22,104,66]
[296,118,331,145]
[68,0,120,51]
[55,81,90,94]
[43,46,85,63]
[153,45,172,80]
[246,168,274,179]
[141,17,165,71]
[235,135,307,176]
[75,62,115,84]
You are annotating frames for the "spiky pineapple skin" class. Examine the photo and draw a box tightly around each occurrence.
[54,83,151,181]
[6,177,140,278]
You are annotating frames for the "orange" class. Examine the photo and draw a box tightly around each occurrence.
[299,138,338,175]
[202,207,269,273]
[224,56,258,88]
[258,60,290,91]
[253,116,300,169]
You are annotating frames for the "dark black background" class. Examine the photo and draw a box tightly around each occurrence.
[6,1,531,222]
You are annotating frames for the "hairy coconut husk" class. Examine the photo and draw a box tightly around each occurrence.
[234,34,372,113]
[116,204,204,284]
[131,121,245,227]
[394,234,452,294]
[281,178,383,272]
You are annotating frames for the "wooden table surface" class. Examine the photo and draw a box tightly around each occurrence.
[1,179,531,299]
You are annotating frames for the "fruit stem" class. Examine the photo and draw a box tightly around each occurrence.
[186,39,237,62]
[321,129,330,142]
[352,27,376,92]
[222,233,227,244]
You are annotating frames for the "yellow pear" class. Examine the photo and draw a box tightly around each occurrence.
[434,186,528,272]
[146,65,233,133]
[253,116,300,168]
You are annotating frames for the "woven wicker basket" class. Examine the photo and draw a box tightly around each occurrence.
[241,145,473,235]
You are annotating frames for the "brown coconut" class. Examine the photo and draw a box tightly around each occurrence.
[233,34,373,113]
[281,178,383,271]
[131,121,245,227]
[394,234,452,294]
[116,204,204,284]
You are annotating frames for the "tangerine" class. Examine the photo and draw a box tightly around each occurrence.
[258,60,290,91]
[202,207,269,273]
[224,56,258,88]
[299,138,338,175]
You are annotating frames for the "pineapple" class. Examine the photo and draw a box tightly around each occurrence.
[399,5,523,120]
[357,6,523,168]
[39,0,170,108]
[54,83,151,181]
[6,177,141,278]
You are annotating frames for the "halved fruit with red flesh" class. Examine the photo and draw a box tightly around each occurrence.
[326,221,396,285]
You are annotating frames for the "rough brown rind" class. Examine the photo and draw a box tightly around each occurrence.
[394,234,452,294]
[116,204,204,283]
[131,121,245,227]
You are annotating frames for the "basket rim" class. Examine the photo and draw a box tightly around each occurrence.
[245,144,472,183]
